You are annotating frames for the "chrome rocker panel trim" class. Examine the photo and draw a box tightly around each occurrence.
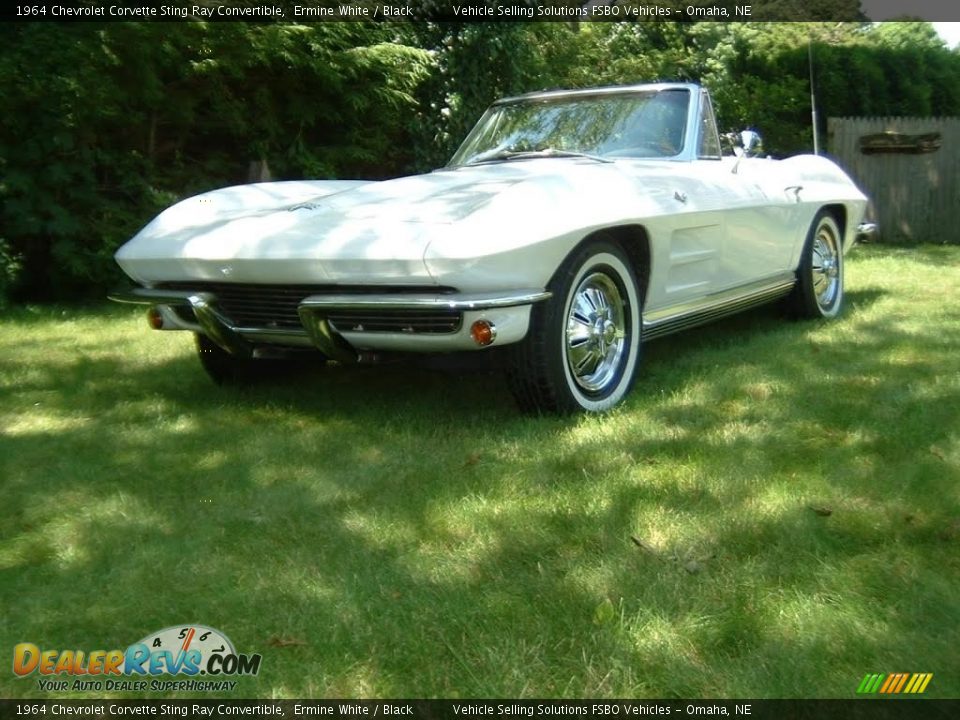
[642,275,796,340]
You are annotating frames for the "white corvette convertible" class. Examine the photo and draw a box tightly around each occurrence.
[112,83,872,413]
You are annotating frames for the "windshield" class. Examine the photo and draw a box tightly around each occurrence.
[449,88,690,167]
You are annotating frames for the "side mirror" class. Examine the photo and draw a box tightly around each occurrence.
[740,129,764,158]
[724,129,765,158]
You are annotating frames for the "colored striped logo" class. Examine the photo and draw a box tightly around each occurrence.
[857,673,933,694]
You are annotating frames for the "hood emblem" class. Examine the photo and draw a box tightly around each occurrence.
[288,201,321,212]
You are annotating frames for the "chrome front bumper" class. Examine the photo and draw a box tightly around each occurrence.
[109,286,551,360]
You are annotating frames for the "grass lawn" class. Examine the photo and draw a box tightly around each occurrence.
[1,244,958,699]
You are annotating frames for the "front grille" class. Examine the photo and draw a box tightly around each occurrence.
[328,310,461,334]
[155,282,460,333]
[158,282,318,329]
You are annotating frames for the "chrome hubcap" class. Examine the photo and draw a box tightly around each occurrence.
[811,225,840,311]
[566,272,627,393]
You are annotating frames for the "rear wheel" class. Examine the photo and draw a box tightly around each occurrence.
[790,211,844,319]
[507,239,642,414]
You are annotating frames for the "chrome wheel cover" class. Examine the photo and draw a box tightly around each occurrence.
[565,271,628,394]
[811,223,841,312]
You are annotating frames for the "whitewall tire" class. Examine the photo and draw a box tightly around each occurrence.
[791,211,844,319]
[508,239,642,414]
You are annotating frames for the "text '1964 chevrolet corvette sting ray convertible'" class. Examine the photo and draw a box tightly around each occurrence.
[111,83,873,414]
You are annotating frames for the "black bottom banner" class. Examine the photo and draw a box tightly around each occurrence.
[1,700,957,720]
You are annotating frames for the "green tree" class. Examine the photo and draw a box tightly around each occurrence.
[407,22,583,169]
[0,21,431,301]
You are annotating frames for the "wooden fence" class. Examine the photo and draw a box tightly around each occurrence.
[827,117,959,244]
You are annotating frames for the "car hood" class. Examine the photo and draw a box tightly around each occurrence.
[114,159,654,285]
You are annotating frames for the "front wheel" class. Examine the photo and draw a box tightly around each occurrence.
[507,239,642,414]
[195,334,319,385]
[195,333,256,384]
[790,211,844,319]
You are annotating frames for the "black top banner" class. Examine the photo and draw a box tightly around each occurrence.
[0,700,959,720]
[3,1,960,23]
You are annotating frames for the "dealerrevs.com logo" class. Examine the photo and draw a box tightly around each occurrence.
[13,625,262,692]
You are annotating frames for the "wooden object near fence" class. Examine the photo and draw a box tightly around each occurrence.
[827,117,959,244]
